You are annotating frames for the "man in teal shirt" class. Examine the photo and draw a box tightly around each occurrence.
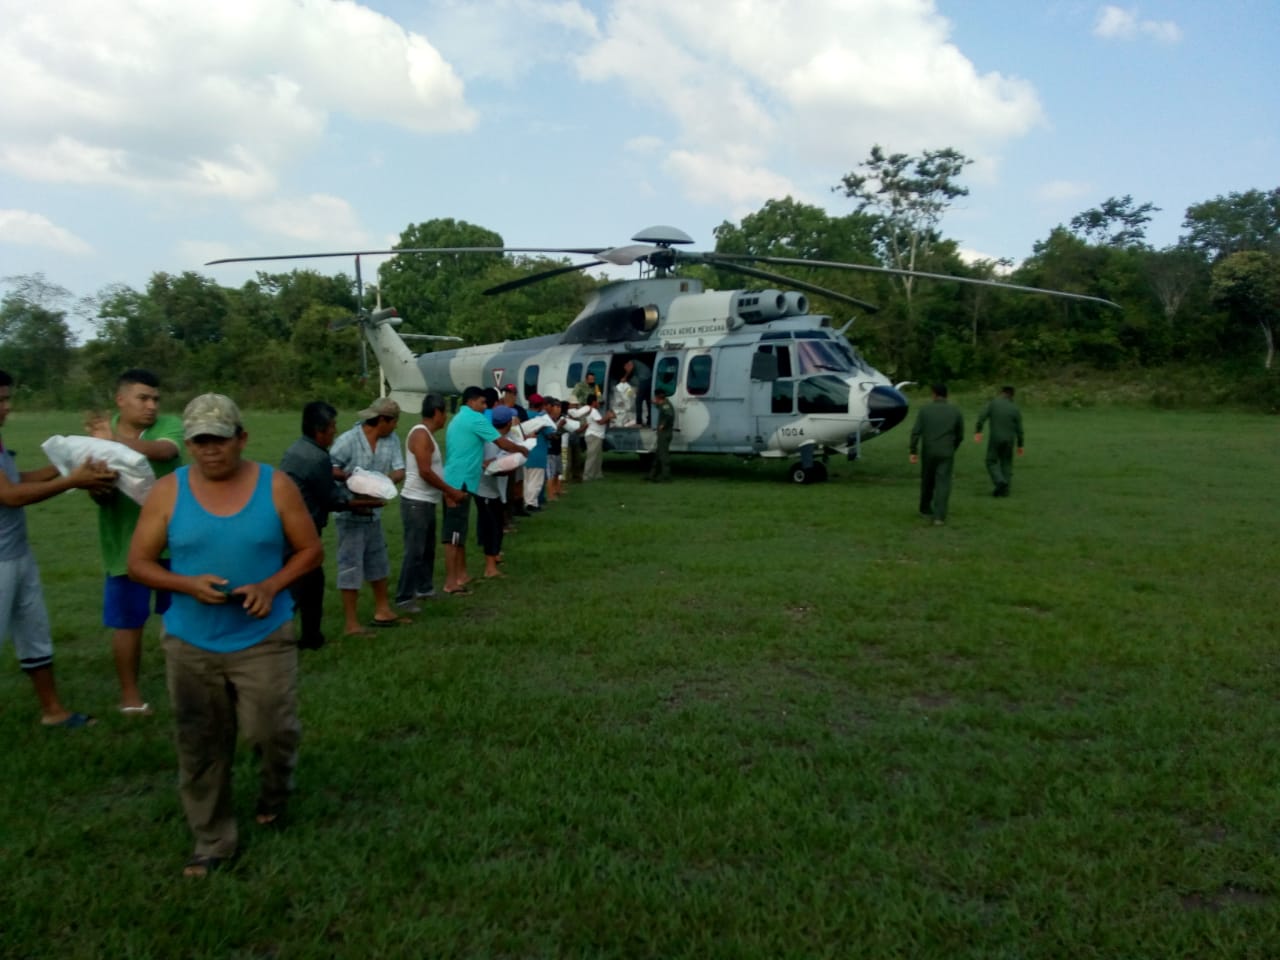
[909,383,964,525]
[974,385,1025,497]
[86,368,183,715]
[441,386,528,595]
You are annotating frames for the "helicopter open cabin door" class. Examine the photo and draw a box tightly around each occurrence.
[750,340,797,456]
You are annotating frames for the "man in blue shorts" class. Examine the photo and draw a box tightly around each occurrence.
[329,397,405,635]
[0,369,117,728]
[128,393,322,877]
[87,368,183,714]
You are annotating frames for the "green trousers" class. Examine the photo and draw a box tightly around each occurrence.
[919,454,955,521]
[986,440,1014,491]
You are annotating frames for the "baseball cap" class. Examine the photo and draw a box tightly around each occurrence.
[357,397,400,420]
[528,393,544,406]
[502,383,517,394]
[492,406,516,426]
[183,393,242,440]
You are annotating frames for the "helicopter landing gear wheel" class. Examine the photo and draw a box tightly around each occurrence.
[790,462,828,484]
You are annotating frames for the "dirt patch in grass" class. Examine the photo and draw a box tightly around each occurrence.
[1180,886,1271,912]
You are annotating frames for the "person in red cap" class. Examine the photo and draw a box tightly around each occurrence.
[521,394,555,511]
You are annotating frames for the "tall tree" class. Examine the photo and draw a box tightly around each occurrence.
[1182,188,1280,262]
[0,276,76,398]
[1069,195,1161,248]
[378,219,504,334]
[834,145,972,368]
[1210,250,1280,369]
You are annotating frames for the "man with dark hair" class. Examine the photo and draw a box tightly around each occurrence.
[86,367,183,715]
[441,386,528,595]
[128,393,322,878]
[974,386,1025,497]
[281,401,381,650]
[0,369,117,728]
[396,393,462,609]
[579,393,614,482]
[909,383,964,526]
[330,397,406,635]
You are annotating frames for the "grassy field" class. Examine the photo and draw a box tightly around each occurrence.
[1,402,1278,959]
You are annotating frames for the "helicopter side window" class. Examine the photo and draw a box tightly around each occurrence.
[687,355,712,396]
[566,362,583,388]
[776,345,793,378]
[772,380,794,414]
[655,357,679,397]
[797,375,850,414]
[587,360,607,387]
[523,364,539,402]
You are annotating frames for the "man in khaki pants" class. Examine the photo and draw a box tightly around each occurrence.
[129,394,322,878]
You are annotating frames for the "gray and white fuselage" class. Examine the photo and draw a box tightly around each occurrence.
[365,276,909,461]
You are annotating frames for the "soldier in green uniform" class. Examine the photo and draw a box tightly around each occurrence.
[648,387,675,482]
[974,385,1024,497]
[909,384,964,525]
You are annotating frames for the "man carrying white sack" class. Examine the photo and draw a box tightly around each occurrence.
[86,368,183,716]
[0,369,117,729]
[329,397,406,636]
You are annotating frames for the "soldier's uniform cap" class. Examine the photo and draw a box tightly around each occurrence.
[183,394,243,440]
[357,397,400,420]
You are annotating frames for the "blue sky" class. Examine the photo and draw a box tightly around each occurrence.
[1,0,1275,331]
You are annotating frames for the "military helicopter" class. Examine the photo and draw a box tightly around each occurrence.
[209,226,1115,483]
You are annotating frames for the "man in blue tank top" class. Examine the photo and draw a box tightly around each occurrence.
[128,394,322,878]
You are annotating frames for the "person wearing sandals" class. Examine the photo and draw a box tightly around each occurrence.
[85,368,183,716]
[0,370,117,729]
[128,394,322,878]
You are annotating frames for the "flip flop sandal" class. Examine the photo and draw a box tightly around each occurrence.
[183,854,229,878]
[43,712,97,730]
[370,616,413,627]
[119,703,153,716]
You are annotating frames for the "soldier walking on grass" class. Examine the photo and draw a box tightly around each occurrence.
[974,386,1025,497]
[909,384,964,526]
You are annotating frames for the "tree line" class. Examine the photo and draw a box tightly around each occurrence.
[2,150,1277,411]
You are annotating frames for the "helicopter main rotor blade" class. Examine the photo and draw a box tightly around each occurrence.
[701,257,880,313]
[206,245,609,267]
[596,244,661,267]
[710,253,1121,309]
[483,260,605,296]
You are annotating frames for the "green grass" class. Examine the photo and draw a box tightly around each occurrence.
[1,403,1279,959]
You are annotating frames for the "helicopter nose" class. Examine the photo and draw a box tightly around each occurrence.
[867,385,908,432]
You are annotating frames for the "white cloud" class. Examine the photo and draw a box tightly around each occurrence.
[574,0,1044,210]
[416,0,599,82]
[1037,180,1093,203]
[0,209,92,254]
[243,194,372,246]
[1094,6,1182,44]
[0,0,475,199]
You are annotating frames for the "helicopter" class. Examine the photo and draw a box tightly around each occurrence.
[208,226,1117,483]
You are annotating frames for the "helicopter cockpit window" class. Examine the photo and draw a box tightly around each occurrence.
[524,365,539,401]
[687,355,712,396]
[567,362,583,388]
[655,356,679,397]
[795,339,854,376]
[797,375,850,414]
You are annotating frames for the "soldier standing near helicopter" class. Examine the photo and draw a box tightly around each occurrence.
[648,387,675,482]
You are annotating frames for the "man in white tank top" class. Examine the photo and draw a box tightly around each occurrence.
[396,395,462,608]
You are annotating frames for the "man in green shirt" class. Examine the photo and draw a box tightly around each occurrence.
[974,385,1025,497]
[86,369,183,714]
[909,383,964,525]
[648,387,675,482]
